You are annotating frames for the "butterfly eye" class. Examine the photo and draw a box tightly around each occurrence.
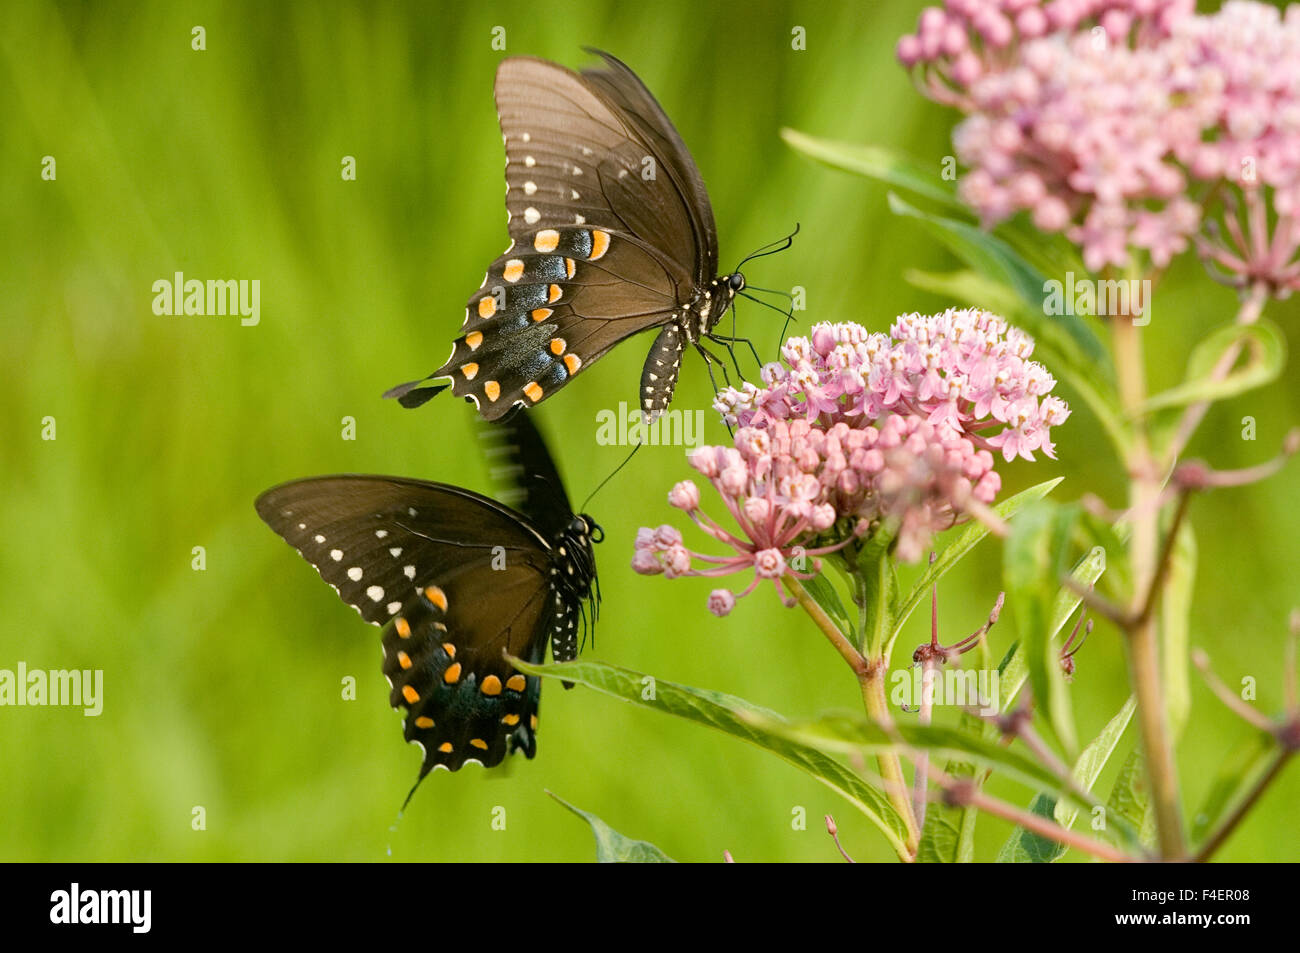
[728,273,746,293]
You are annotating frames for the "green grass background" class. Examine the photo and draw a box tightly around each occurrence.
[2,0,1297,862]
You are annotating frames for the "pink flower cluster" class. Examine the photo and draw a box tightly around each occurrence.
[634,313,1069,616]
[717,310,1069,463]
[899,1,1300,291]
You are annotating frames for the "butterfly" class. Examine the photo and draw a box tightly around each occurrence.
[255,412,601,780]
[386,49,766,422]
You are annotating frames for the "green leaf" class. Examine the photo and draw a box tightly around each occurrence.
[854,524,897,659]
[1107,749,1157,849]
[1141,320,1286,414]
[998,544,1108,711]
[1189,728,1277,844]
[780,128,961,210]
[745,711,1071,796]
[998,697,1137,862]
[511,657,913,858]
[916,712,991,863]
[1003,500,1081,756]
[892,477,1063,653]
[1160,519,1196,742]
[801,570,856,645]
[888,191,1046,308]
[547,791,676,862]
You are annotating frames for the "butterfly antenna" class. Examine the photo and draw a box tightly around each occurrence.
[579,441,643,513]
[734,222,800,271]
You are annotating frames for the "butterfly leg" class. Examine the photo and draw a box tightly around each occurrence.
[705,331,763,377]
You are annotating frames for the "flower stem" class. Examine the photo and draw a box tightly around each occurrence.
[785,576,920,856]
[1112,313,1186,859]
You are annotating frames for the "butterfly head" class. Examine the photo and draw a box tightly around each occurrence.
[555,514,603,598]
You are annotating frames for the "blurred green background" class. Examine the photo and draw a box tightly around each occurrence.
[2,0,1297,862]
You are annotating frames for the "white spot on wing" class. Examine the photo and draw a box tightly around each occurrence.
[347,567,363,581]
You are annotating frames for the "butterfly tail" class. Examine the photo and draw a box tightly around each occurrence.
[383,377,449,409]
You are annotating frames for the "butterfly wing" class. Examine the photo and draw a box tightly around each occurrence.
[256,476,558,773]
[578,49,719,284]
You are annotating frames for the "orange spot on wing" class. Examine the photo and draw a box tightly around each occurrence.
[470,738,489,750]
[502,713,520,726]
[531,308,553,322]
[395,618,411,639]
[484,380,501,401]
[438,741,453,753]
[547,284,562,303]
[534,229,560,253]
[443,662,462,684]
[465,331,484,350]
[481,675,503,696]
[461,362,479,380]
[550,338,566,355]
[397,651,412,670]
[503,259,525,283]
[415,716,434,729]
[424,585,448,611]
[564,257,576,279]
[401,685,419,704]
[477,296,497,318]
[590,229,610,260]
[563,353,582,375]
[523,381,543,402]
[506,674,526,693]
[441,642,456,658]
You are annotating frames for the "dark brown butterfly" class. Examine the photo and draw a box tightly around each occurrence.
[255,413,600,780]
[386,49,761,421]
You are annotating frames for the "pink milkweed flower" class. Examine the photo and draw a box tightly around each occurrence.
[641,314,1067,616]
[900,0,1300,293]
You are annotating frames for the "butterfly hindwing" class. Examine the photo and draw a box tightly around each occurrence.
[435,226,681,418]
[381,560,551,773]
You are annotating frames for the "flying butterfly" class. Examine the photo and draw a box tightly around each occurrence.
[255,412,601,781]
[387,49,786,421]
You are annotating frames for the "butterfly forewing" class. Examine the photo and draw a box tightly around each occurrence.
[255,476,548,627]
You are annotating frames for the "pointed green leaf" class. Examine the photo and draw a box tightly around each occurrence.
[801,570,856,645]
[780,128,961,209]
[1003,500,1081,755]
[743,710,1070,796]
[917,712,991,863]
[1189,728,1277,844]
[512,658,912,858]
[548,792,676,862]
[1107,749,1157,849]
[998,697,1137,862]
[854,524,897,659]
[1141,320,1285,414]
